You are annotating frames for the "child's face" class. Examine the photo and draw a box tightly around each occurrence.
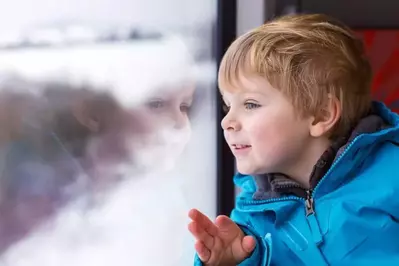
[83,84,194,178]
[221,74,313,176]
[141,84,194,131]
[123,84,195,172]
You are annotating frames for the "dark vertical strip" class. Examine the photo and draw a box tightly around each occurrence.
[216,0,236,216]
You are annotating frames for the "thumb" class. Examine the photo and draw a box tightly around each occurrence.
[241,235,256,254]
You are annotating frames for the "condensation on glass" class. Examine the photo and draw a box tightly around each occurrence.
[0,1,217,265]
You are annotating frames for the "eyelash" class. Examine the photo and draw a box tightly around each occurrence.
[147,100,191,113]
[244,102,261,110]
[180,104,191,113]
[222,104,230,114]
[147,100,164,109]
[222,102,260,113]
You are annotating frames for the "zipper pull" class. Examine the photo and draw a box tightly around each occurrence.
[305,190,315,216]
[305,190,323,245]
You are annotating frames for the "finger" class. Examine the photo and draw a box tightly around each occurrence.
[242,235,256,253]
[194,240,211,263]
[188,221,215,249]
[188,209,218,236]
[215,215,240,234]
[230,235,257,262]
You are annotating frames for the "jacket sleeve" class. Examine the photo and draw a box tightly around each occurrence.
[193,209,272,266]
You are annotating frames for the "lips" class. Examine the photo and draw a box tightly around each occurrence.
[230,144,252,157]
[232,144,251,149]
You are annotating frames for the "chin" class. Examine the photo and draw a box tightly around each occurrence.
[236,161,271,176]
[236,164,257,176]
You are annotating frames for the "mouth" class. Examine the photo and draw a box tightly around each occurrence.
[232,144,252,150]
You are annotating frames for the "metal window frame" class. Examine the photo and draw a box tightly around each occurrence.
[215,0,237,216]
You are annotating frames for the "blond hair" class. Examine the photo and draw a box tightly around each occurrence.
[219,14,372,139]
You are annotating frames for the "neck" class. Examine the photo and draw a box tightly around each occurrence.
[286,137,332,189]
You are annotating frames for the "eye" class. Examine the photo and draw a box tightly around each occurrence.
[146,100,164,110]
[244,102,261,110]
[222,104,230,114]
[180,103,191,113]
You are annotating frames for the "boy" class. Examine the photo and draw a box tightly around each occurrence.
[188,14,399,265]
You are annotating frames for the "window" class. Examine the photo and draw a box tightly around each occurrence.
[0,1,217,265]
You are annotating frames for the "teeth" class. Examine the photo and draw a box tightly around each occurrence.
[235,144,249,149]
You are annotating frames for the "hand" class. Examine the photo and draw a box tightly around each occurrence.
[188,209,256,266]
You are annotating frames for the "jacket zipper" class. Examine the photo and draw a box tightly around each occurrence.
[272,184,323,244]
[303,136,361,244]
[303,136,364,245]
[305,189,323,245]
[243,185,324,244]
[301,137,361,245]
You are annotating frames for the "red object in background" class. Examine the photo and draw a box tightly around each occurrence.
[355,30,399,113]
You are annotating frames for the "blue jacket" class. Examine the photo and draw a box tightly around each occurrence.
[194,102,399,265]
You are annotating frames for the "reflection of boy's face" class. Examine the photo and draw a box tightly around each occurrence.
[128,85,195,171]
[84,84,195,178]
[143,85,194,130]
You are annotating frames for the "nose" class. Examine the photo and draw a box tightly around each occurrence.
[221,111,241,131]
[171,109,188,129]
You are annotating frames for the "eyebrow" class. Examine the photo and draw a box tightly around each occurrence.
[223,91,266,100]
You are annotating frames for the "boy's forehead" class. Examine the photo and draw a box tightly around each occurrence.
[220,73,274,95]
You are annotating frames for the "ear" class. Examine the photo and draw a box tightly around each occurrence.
[71,99,100,133]
[309,95,341,138]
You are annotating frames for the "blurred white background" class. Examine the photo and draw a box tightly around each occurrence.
[0,1,218,265]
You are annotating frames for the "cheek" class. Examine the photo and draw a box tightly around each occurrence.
[119,110,157,143]
[139,110,173,130]
[251,126,286,161]
[248,113,302,156]
[248,113,286,143]
[141,111,159,122]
